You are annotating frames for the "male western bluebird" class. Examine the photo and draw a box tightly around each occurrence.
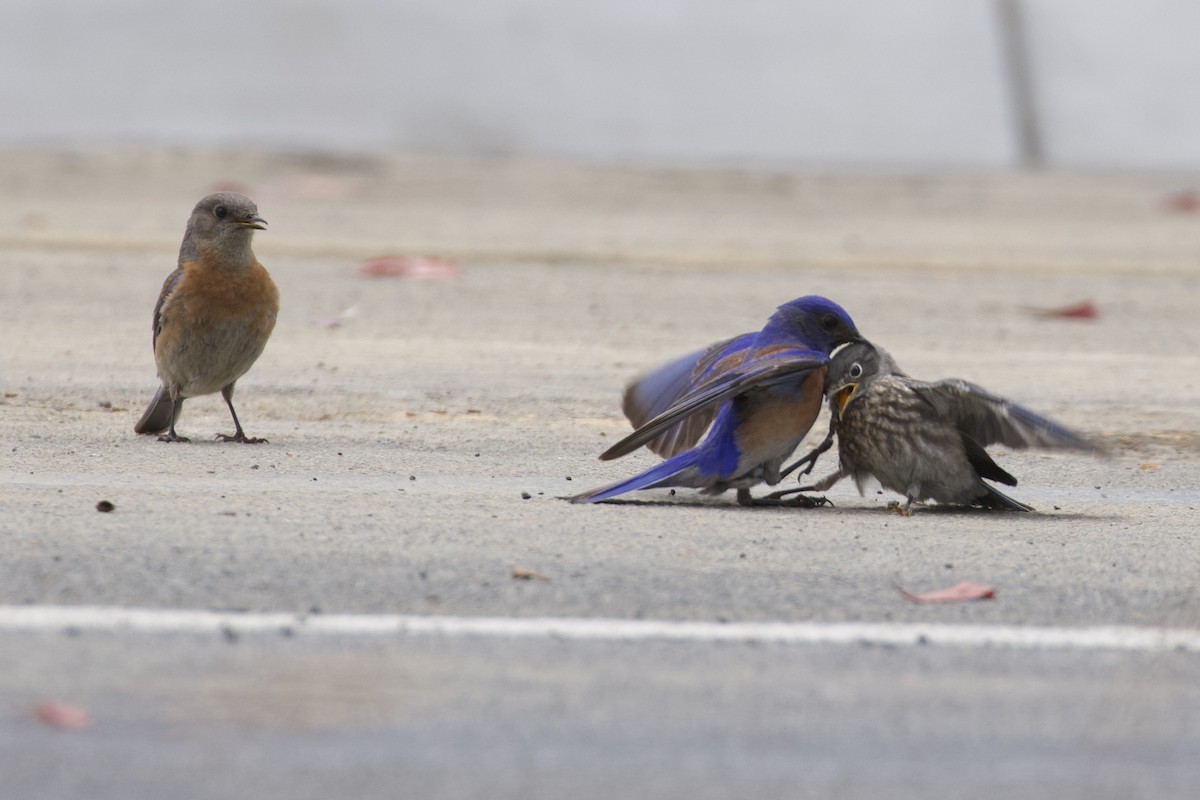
[788,340,1102,514]
[133,192,279,443]
[568,295,862,505]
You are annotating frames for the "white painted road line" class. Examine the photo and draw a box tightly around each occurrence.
[0,605,1198,653]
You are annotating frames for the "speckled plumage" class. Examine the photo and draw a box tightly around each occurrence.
[803,341,1101,513]
[133,192,278,443]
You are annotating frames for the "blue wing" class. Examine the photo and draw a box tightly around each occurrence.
[602,346,830,461]
[621,333,756,458]
[567,449,704,504]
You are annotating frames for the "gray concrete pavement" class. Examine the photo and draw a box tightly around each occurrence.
[1,151,1199,798]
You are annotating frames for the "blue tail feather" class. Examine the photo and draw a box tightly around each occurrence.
[568,449,702,504]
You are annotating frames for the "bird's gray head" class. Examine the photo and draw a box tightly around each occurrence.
[825,340,905,417]
[178,192,266,266]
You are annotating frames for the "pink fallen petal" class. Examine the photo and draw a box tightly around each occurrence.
[358,255,459,280]
[35,702,91,731]
[1162,189,1200,214]
[896,581,995,604]
[1032,300,1099,320]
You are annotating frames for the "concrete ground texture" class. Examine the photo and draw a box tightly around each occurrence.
[1,151,1198,798]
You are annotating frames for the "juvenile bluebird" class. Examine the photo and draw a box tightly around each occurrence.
[789,340,1102,514]
[568,295,862,505]
[133,192,279,443]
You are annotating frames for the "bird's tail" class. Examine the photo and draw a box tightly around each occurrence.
[133,387,177,435]
[975,483,1033,512]
[567,449,702,504]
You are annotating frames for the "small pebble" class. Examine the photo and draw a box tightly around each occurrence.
[95,500,115,513]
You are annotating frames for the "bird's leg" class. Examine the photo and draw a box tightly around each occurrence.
[764,466,845,502]
[888,484,919,516]
[736,488,754,507]
[217,384,267,444]
[779,423,836,481]
[157,393,190,443]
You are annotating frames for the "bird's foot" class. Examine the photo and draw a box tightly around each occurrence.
[216,432,268,444]
[752,487,833,508]
[156,433,190,443]
[886,500,913,517]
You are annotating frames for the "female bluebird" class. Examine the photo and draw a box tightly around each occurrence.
[569,295,861,505]
[134,192,279,443]
[793,340,1103,514]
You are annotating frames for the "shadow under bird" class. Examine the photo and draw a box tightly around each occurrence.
[133,192,279,443]
[568,295,861,505]
[783,340,1104,514]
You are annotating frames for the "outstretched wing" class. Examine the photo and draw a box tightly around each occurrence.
[602,346,829,461]
[620,333,755,457]
[911,379,1102,453]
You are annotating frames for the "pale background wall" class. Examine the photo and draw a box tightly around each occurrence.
[2,0,1198,169]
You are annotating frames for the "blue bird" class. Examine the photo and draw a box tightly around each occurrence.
[568,295,862,505]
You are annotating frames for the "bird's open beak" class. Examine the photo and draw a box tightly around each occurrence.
[831,383,858,418]
[237,215,268,230]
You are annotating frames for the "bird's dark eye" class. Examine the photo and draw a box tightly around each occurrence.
[848,362,864,379]
[213,205,228,220]
[821,314,839,330]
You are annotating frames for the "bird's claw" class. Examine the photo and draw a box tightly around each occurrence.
[756,487,833,508]
[216,432,268,444]
[157,433,190,443]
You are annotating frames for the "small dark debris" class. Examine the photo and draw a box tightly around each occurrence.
[251,464,260,470]
[409,475,417,481]
[565,476,572,481]
[221,626,239,644]
[98,400,112,409]
[95,500,115,513]
[521,492,532,500]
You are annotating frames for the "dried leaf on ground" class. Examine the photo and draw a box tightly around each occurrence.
[359,256,459,280]
[1030,300,1099,320]
[895,580,995,604]
[35,702,91,731]
[511,567,551,582]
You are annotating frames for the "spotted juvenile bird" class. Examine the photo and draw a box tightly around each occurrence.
[133,192,279,443]
[793,340,1102,514]
[568,295,861,505]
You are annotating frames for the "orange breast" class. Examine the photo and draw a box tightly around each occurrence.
[736,365,826,452]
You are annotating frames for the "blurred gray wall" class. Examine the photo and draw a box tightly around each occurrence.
[2,0,1197,169]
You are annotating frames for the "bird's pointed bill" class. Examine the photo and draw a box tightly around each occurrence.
[832,384,858,418]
